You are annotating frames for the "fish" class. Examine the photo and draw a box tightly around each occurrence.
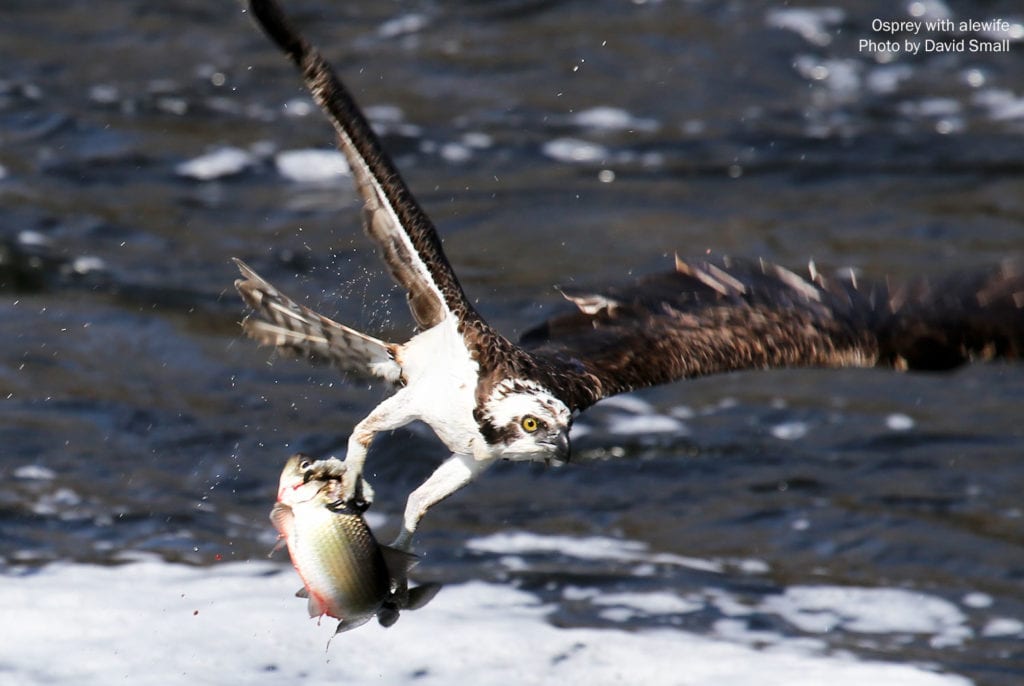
[270,453,441,634]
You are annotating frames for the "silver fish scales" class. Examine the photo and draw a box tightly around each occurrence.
[271,454,439,634]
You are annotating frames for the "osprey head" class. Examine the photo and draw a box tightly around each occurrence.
[475,379,572,464]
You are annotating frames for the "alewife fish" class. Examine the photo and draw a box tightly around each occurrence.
[271,453,440,634]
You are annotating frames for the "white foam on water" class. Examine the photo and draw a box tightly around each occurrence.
[0,559,972,686]
[669,404,696,420]
[981,617,1024,637]
[17,230,51,247]
[460,131,493,149]
[867,64,914,95]
[175,146,253,181]
[584,393,690,437]
[761,586,971,646]
[961,592,993,609]
[793,56,862,97]
[973,89,1024,122]
[907,1,953,22]
[771,420,810,441]
[468,531,649,561]
[607,412,687,435]
[591,590,704,618]
[88,83,120,104]
[571,106,658,132]
[467,530,722,572]
[363,104,406,125]
[974,19,1024,43]
[69,255,107,275]
[598,394,654,414]
[377,13,429,39]
[439,142,473,163]
[274,149,351,184]
[282,97,315,118]
[13,464,57,480]
[765,7,846,47]
[886,413,916,431]
[542,137,609,164]
[28,487,82,517]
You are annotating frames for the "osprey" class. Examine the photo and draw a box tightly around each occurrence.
[236,0,1024,551]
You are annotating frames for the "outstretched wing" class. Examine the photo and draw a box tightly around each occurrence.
[521,257,1024,412]
[245,0,477,331]
[234,258,402,384]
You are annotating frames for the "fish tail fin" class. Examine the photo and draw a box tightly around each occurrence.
[376,603,401,628]
[268,503,293,536]
[405,582,443,611]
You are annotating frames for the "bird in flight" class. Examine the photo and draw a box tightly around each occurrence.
[235,0,1024,551]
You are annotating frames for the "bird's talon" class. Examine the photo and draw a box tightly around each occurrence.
[349,475,374,513]
[301,456,347,480]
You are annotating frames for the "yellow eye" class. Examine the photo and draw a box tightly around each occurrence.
[521,416,539,433]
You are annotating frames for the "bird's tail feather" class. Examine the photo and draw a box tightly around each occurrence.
[233,258,402,384]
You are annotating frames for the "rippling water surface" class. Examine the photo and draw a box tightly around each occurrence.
[2,1,1023,683]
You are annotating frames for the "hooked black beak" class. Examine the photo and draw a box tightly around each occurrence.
[548,429,571,465]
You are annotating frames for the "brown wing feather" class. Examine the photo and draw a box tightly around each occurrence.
[878,260,1024,369]
[246,0,478,332]
[520,257,1024,412]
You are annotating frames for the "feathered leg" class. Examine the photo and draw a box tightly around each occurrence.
[391,454,493,551]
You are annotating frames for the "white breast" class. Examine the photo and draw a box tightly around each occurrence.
[397,316,484,455]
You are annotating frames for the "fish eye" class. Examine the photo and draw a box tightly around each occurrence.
[298,456,313,471]
[520,416,539,433]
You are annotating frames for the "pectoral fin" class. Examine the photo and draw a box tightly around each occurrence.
[268,536,287,558]
[269,502,294,536]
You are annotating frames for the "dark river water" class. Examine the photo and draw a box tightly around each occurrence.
[2,1,1023,683]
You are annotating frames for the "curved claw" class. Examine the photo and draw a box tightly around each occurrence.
[300,455,374,512]
[349,472,374,512]
[300,456,348,482]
